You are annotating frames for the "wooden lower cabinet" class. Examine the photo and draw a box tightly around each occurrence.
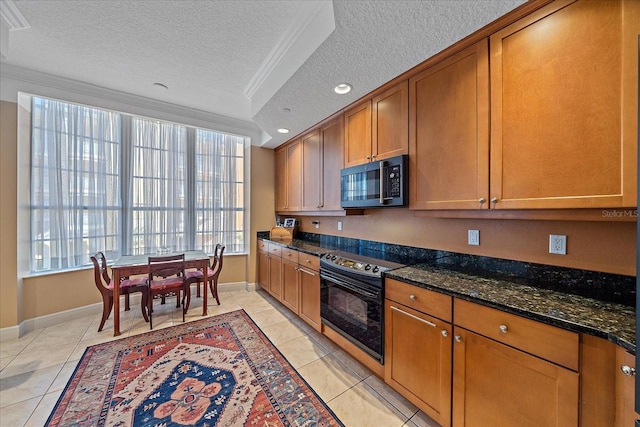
[298,264,321,332]
[281,258,299,313]
[580,334,639,427]
[268,254,282,299]
[385,300,452,427]
[452,327,579,427]
[257,250,269,291]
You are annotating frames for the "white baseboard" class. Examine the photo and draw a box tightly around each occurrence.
[0,282,254,342]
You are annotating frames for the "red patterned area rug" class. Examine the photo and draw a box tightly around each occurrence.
[46,309,344,427]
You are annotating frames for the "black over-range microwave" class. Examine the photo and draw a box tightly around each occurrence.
[340,154,408,208]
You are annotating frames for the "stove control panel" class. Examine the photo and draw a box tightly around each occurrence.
[321,253,391,277]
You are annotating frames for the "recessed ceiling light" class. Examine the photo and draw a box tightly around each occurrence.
[334,83,352,95]
[153,82,168,89]
[277,128,290,134]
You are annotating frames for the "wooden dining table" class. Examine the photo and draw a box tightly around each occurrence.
[110,250,210,336]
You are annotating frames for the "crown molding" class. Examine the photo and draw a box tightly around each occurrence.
[243,1,334,115]
[0,0,30,30]
[1,63,264,142]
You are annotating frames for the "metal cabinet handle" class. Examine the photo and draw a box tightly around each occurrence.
[366,156,371,160]
[409,294,416,301]
[390,306,436,327]
[454,335,462,343]
[621,365,636,376]
[499,324,508,333]
[441,330,449,337]
[478,197,486,204]
[491,197,498,205]
[298,267,316,276]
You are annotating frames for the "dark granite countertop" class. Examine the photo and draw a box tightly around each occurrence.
[387,264,635,354]
[258,233,636,354]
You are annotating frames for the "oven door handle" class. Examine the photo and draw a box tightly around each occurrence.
[320,272,379,298]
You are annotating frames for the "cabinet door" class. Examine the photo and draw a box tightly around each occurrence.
[301,130,321,211]
[298,266,321,332]
[285,140,303,211]
[410,41,490,210]
[452,327,579,427]
[385,301,452,427]
[615,346,639,427]
[275,148,288,211]
[372,81,408,161]
[489,0,638,209]
[281,258,299,314]
[320,115,344,211]
[268,255,282,299]
[257,250,270,291]
[344,100,372,167]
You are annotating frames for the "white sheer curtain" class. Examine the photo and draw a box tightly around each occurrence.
[30,96,246,272]
[194,130,245,253]
[127,117,187,255]
[30,97,120,271]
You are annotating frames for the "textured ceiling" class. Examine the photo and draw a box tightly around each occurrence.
[1,0,526,148]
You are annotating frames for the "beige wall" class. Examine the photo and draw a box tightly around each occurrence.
[0,101,19,328]
[248,146,275,283]
[0,100,276,329]
[296,212,635,276]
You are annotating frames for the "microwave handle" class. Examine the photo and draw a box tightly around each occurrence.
[379,160,385,205]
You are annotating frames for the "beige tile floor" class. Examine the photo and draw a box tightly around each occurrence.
[0,288,439,427]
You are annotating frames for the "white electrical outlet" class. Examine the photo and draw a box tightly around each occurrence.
[337,221,342,231]
[468,230,480,246]
[549,234,567,255]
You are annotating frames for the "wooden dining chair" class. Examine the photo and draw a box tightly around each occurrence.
[185,244,225,305]
[147,253,188,329]
[90,252,148,332]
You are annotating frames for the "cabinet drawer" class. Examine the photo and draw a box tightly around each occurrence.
[257,239,268,251]
[454,299,579,371]
[267,243,282,257]
[298,253,320,271]
[385,278,452,322]
[281,247,299,263]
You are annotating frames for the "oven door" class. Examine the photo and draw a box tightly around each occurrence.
[320,268,384,363]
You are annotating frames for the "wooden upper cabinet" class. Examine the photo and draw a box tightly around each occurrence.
[274,148,288,211]
[410,40,490,210]
[489,0,638,209]
[301,130,321,211]
[373,81,409,161]
[344,100,372,167]
[320,115,345,211]
[275,140,302,212]
[344,81,408,167]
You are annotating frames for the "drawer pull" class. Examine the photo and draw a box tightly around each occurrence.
[621,365,636,376]
[299,268,316,276]
[499,324,509,333]
[409,294,416,301]
[454,335,462,343]
[441,330,449,337]
[391,306,435,328]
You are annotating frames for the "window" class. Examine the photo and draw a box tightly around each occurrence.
[30,96,247,273]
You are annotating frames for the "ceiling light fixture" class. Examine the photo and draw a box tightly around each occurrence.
[277,128,290,134]
[334,83,352,95]
[153,82,168,89]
